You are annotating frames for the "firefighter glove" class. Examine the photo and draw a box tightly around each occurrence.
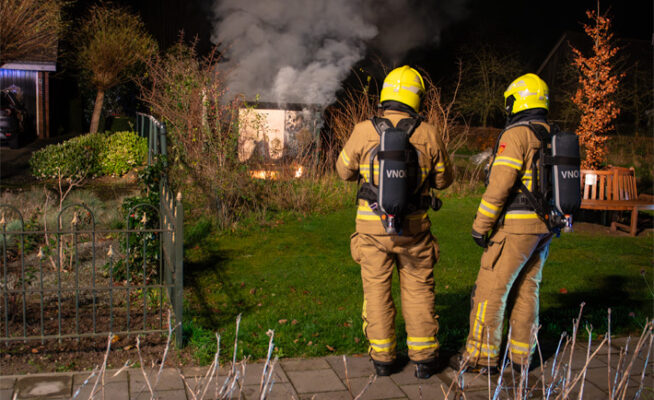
[471,229,488,248]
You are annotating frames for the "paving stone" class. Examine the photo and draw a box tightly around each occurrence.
[611,336,638,351]
[242,361,288,385]
[463,386,553,400]
[182,376,221,398]
[180,364,248,396]
[72,381,129,400]
[596,374,654,398]
[453,369,499,391]
[0,378,14,391]
[594,352,650,378]
[133,389,187,399]
[345,376,406,399]
[451,387,494,400]
[577,340,620,356]
[399,382,450,400]
[582,365,618,393]
[242,382,296,400]
[633,373,654,388]
[129,368,183,393]
[563,345,611,370]
[184,372,278,400]
[567,380,612,399]
[299,390,353,399]
[286,368,345,393]
[15,375,71,399]
[73,369,129,386]
[326,354,374,379]
[180,366,212,378]
[0,389,12,400]
[280,358,330,371]
[621,382,654,400]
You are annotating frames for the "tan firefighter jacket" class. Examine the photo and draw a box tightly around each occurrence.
[336,110,453,235]
[473,121,551,235]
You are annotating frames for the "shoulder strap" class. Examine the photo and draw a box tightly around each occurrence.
[371,117,393,136]
[395,118,421,137]
[527,121,551,143]
[371,117,421,137]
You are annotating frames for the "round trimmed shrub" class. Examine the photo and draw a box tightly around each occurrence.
[99,131,147,176]
[30,133,104,179]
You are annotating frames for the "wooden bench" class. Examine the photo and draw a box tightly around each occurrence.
[580,166,654,236]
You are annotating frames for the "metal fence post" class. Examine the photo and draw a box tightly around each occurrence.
[174,192,184,348]
[160,124,167,167]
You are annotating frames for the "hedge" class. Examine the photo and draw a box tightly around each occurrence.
[30,131,147,180]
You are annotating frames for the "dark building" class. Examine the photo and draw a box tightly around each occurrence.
[0,53,57,139]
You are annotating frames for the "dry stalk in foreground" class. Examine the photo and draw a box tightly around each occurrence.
[442,305,652,400]
[73,312,279,400]
[70,305,652,399]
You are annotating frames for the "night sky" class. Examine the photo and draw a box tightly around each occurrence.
[121,0,652,70]
[61,0,651,131]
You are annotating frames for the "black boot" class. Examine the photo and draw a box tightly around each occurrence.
[465,364,499,376]
[373,360,394,377]
[449,353,498,376]
[414,361,436,379]
[512,361,530,373]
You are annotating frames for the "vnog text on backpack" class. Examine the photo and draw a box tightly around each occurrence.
[356,117,441,234]
[490,122,581,232]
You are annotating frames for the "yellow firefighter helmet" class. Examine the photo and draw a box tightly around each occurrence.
[380,65,425,112]
[503,73,549,115]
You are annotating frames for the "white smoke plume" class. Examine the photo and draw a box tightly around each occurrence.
[211,0,467,106]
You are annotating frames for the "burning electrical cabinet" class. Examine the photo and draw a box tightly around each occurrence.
[238,103,322,164]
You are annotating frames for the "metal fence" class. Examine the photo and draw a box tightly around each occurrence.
[0,114,184,347]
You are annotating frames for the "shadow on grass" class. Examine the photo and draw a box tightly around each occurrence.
[183,244,256,332]
[434,273,649,368]
[540,274,649,338]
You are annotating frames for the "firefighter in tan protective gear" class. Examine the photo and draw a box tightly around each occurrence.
[336,66,453,379]
[454,73,555,375]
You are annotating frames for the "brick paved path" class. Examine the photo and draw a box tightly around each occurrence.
[1,338,651,399]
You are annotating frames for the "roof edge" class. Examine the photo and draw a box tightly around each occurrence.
[0,61,56,72]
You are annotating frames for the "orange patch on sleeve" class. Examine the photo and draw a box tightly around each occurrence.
[497,143,506,154]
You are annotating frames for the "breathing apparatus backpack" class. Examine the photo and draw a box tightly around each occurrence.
[490,122,581,232]
[356,117,441,234]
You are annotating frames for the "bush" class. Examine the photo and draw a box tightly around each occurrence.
[99,130,147,176]
[30,131,146,180]
[30,133,105,179]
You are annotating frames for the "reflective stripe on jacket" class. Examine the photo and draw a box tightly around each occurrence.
[472,122,550,235]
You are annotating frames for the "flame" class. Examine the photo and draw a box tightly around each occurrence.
[250,170,279,180]
[249,163,303,180]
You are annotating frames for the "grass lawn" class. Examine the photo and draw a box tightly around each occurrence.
[183,194,653,364]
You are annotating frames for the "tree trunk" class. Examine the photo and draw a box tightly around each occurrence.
[89,89,105,134]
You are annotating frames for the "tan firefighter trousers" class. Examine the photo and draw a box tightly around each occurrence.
[351,230,440,364]
[463,229,553,367]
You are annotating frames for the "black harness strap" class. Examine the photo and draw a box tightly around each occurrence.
[543,155,581,166]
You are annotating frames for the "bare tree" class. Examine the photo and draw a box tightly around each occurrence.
[456,44,523,127]
[0,0,64,65]
[76,2,156,133]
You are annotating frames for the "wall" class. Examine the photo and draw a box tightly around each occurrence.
[0,69,37,133]
[237,106,321,162]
